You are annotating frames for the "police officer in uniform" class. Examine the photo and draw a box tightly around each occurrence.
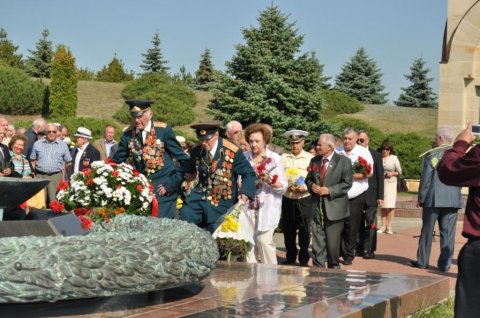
[180,120,256,233]
[113,100,190,218]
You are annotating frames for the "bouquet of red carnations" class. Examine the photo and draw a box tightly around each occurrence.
[352,156,372,176]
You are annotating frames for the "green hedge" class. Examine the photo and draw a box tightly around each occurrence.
[321,89,364,117]
[0,66,47,115]
[114,73,195,126]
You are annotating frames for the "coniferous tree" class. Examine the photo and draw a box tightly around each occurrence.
[0,28,23,68]
[97,55,134,82]
[394,57,437,108]
[140,32,169,74]
[334,48,388,104]
[49,45,77,118]
[77,67,95,81]
[208,5,331,146]
[25,28,53,78]
[195,48,215,86]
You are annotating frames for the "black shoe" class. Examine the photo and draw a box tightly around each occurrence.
[299,262,309,267]
[343,258,352,265]
[410,260,427,269]
[363,252,375,259]
[281,260,296,265]
[355,250,365,257]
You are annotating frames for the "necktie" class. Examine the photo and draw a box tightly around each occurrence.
[0,148,4,171]
[208,153,213,164]
[320,158,328,184]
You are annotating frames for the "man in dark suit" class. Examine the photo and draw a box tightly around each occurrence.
[306,133,353,269]
[411,127,463,272]
[70,127,101,176]
[113,100,191,219]
[180,121,257,233]
[357,130,384,259]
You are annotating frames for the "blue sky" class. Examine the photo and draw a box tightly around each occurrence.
[1,0,446,103]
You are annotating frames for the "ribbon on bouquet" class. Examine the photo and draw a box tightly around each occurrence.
[151,196,159,217]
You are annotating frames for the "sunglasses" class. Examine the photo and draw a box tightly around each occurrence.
[382,148,391,151]
[47,130,57,134]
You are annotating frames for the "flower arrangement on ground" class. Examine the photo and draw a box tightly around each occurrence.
[51,161,153,228]
[352,156,372,176]
[212,202,254,262]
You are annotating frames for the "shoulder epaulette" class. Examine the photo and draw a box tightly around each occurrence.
[223,139,239,153]
[153,121,167,128]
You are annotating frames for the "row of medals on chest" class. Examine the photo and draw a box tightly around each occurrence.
[197,150,234,205]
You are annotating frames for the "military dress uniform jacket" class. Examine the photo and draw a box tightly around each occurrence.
[112,122,191,204]
[181,137,256,227]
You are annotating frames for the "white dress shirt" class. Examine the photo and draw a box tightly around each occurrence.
[336,144,373,199]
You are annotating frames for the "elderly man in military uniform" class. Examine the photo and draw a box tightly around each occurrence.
[180,121,256,233]
[113,100,190,219]
[281,129,314,266]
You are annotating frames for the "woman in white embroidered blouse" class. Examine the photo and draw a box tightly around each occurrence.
[244,123,287,264]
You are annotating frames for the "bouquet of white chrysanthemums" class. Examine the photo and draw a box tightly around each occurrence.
[55,161,153,223]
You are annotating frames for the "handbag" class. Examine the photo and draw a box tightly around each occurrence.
[397,178,408,193]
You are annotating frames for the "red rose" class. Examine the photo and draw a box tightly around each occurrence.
[313,165,320,172]
[136,185,143,192]
[307,166,311,172]
[112,170,119,178]
[133,170,140,177]
[83,169,91,177]
[271,175,278,184]
[78,215,93,230]
[149,183,154,192]
[57,180,70,191]
[49,200,64,213]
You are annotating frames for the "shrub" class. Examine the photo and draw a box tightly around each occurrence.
[114,73,195,126]
[49,45,77,119]
[327,117,430,179]
[321,89,364,116]
[0,66,46,115]
[328,117,384,149]
[382,132,432,179]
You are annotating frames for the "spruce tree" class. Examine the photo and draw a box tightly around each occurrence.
[208,5,331,146]
[0,28,23,68]
[97,55,134,82]
[334,48,388,104]
[25,28,53,78]
[394,57,437,108]
[49,45,77,118]
[195,48,215,86]
[140,32,169,74]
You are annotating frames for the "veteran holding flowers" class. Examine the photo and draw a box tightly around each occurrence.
[112,100,191,219]
[180,120,257,234]
[280,129,314,266]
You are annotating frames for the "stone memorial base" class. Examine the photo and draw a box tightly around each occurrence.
[0,262,449,317]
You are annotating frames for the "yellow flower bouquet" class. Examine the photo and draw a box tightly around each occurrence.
[212,202,254,262]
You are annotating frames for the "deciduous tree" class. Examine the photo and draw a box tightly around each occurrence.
[0,28,23,69]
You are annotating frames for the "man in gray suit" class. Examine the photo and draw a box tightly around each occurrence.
[411,127,463,272]
[306,134,353,269]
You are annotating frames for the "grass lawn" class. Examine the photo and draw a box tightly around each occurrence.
[7,81,437,141]
[338,104,437,138]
